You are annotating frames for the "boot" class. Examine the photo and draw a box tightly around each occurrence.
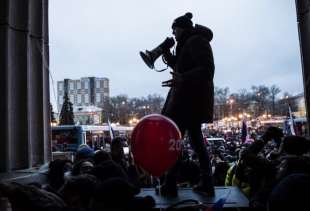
[155,182,178,197]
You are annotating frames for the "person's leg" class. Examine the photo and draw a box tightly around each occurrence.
[158,119,186,196]
[187,122,214,195]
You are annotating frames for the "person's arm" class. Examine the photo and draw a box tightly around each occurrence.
[162,37,214,87]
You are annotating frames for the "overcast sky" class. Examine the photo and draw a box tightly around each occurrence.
[49,0,303,109]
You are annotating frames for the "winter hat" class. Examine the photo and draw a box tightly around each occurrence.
[172,12,193,29]
[75,144,94,161]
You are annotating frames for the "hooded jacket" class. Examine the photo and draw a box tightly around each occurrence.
[162,24,214,124]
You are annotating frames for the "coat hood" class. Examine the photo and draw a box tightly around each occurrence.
[194,24,213,42]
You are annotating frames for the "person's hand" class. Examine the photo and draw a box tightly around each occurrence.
[162,51,172,64]
[170,71,183,82]
[161,72,183,87]
[162,79,174,87]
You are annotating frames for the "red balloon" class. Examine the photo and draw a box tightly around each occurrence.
[131,114,182,177]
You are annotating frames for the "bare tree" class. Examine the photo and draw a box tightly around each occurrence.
[214,87,230,119]
[270,85,281,115]
[251,85,270,116]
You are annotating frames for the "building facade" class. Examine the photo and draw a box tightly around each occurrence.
[57,77,109,110]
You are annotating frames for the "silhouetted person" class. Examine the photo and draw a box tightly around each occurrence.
[47,159,72,192]
[268,174,310,211]
[94,149,112,166]
[60,174,98,209]
[161,12,215,196]
[0,182,65,211]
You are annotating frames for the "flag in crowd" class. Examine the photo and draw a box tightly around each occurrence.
[108,118,115,140]
[241,119,247,143]
[288,104,296,135]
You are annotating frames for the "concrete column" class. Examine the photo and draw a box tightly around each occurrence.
[28,0,44,166]
[43,0,52,163]
[0,0,50,172]
[0,0,9,172]
[7,0,30,170]
[296,0,310,135]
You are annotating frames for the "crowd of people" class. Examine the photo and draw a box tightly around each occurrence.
[209,127,310,210]
[0,126,310,211]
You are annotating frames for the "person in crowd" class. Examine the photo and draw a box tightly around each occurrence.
[225,126,284,209]
[275,135,310,181]
[213,161,230,186]
[91,177,141,211]
[71,160,94,176]
[160,12,215,196]
[110,137,127,170]
[47,159,72,192]
[93,149,112,166]
[268,174,310,211]
[60,174,98,210]
[174,149,200,187]
[90,160,128,183]
[74,144,95,163]
[0,182,65,211]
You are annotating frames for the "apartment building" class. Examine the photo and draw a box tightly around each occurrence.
[57,77,109,110]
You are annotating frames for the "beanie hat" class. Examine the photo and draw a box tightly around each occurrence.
[75,145,95,160]
[172,12,193,29]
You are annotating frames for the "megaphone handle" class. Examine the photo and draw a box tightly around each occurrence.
[151,56,169,72]
[154,65,168,72]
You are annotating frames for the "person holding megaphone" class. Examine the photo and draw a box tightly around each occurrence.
[146,12,215,197]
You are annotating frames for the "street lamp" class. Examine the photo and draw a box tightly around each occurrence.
[227,98,234,117]
[51,122,57,127]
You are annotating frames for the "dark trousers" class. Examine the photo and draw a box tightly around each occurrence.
[165,120,214,188]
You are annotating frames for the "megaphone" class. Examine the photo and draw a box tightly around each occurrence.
[140,37,175,71]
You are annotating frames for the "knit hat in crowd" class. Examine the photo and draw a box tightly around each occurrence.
[76,144,95,160]
[172,12,194,29]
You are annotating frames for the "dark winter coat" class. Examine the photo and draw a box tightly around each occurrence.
[162,25,214,125]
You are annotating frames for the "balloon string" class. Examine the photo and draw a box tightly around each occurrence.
[150,175,153,187]
[158,178,162,211]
